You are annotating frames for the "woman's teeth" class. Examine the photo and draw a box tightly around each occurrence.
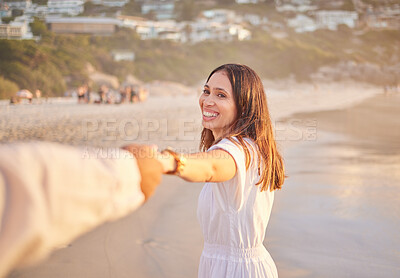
[203,111,218,117]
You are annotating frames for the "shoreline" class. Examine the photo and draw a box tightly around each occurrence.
[269,93,400,277]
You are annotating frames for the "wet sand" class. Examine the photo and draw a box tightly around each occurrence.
[3,84,399,277]
[270,93,400,277]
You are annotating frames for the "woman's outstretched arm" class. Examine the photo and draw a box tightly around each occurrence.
[157,149,237,183]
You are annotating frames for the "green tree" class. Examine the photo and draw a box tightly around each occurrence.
[1,17,14,24]
[176,0,196,22]
[0,76,19,100]
[32,0,48,5]
[0,61,35,91]
[11,9,23,17]
[122,0,142,16]
[30,17,48,36]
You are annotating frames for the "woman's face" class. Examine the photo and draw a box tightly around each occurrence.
[199,71,237,139]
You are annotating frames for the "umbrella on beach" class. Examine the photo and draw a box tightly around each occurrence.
[16,89,33,99]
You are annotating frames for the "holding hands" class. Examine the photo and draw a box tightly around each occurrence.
[122,144,164,200]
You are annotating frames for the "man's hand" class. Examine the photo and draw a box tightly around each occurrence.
[122,144,162,201]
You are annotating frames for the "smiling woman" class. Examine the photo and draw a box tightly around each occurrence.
[199,71,237,139]
[126,63,285,278]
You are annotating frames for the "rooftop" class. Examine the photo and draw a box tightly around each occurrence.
[46,17,121,24]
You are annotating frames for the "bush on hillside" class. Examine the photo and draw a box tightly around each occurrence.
[0,76,19,100]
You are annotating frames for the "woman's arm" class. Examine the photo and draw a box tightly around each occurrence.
[157,149,237,183]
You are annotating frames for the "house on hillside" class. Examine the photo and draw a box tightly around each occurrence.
[24,4,48,18]
[0,20,33,39]
[201,9,235,24]
[229,24,251,41]
[46,17,120,35]
[141,0,175,20]
[92,0,129,7]
[275,0,317,13]
[3,0,32,10]
[242,14,268,26]
[111,50,135,62]
[118,8,251,43]
[287,14,317,33]
[315,10,358,30]
[186,20,251,44]
[119,15,180,40]
[362,13,400,30]
[47,0,84,16]
[360,7,400,30]
[158,30,182,41]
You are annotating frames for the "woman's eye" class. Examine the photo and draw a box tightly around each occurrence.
[217,93,226,98]
[203,90,210,95]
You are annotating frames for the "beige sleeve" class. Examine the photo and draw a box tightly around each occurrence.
[0,142,144,277]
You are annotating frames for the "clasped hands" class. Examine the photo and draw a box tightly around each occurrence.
[121,144,177,201]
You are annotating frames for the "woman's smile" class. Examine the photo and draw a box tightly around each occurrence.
[202,108,219,121]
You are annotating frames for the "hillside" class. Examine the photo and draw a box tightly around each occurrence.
[0,22,399,99]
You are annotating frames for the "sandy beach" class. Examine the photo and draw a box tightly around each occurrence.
[270,93,400,277]
[2,81,399,277]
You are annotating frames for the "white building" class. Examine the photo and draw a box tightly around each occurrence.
[229,24,251,41]
[276,0,317,13]
[119,15,181,40]
[47,0,84,16]
[242,14,268,26]
[276,3,317,12]
[363,12,400,30]
[92,0,129,7]
[188,21,230,43]
[186,19,251,44]
[201,9,236,24]
[158,30,182,41]
[315,10,358,30]
[141,1,175,21]
[24,5,48,18]
[111,50,135,61]
[287,14,317,33]
[0,20,33,39]
[4,0,32,10]
[118,9,251,44]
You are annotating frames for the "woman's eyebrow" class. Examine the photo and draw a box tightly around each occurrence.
[214,87,228,93]
[204,84,228,94]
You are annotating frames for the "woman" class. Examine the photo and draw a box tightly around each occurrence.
[157,64,285,277]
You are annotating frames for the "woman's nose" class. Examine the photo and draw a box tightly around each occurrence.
[203,95,215,106]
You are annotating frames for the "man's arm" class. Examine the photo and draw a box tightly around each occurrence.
[0,142,162,278]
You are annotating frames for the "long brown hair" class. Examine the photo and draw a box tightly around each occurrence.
[200,64,285,191]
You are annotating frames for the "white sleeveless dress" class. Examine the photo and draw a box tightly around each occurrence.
[197,137,278,278]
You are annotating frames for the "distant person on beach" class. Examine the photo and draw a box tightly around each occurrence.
[77,85,86,103]
[0,142,162,278]
[120,86,130,103]
[85,85,91,103]
[155,64,285,277]
[99,85,109,104]
[35,89,42,104]
[131,85,139,103]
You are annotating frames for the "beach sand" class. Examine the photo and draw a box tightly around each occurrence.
[270,93,400,277]
[2,83,399,277]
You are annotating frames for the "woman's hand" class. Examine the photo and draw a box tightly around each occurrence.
[121,144,162,201]
[155,150,177,174]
